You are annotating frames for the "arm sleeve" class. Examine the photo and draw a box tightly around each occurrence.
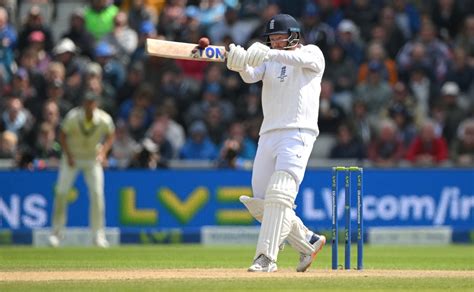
[266,45,325,73]
[60,112,74,134]
[239,64,266,83]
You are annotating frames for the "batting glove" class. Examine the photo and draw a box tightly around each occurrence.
[227,44,248,72]
[247,42,270,67]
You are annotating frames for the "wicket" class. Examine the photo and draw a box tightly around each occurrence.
[331,166,364,270]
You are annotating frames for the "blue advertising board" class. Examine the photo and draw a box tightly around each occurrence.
[1,169,473,242]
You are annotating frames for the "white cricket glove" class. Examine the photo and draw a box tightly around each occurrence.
[247,42,270,67]
[227,43,248,72]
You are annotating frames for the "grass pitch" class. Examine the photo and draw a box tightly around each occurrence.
[0,245,473,291]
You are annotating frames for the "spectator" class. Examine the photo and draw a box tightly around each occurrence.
[126,0,158,34]
[130,20,157,64]
[61,8,96,59]
[397,21,452,82]
[438,82,468,145]
[93,41,126,90]
[0,96,34,140]
[180,120,218,160]
[204,104,226,145]
[119,83,154,127]
[82,62,116,115]
[109,120,140,169]
[235,86,263,121]
[407,65,438,120]
[389,103,418,149]
[430,0,464,42]
[345,0,379,43]
[323,43,357,112]
[406,119,449,166]
[354,61,392,119]
[17,5,54,54]
[445,46,474,98]
[450,118,474,166]
[0,6,17,83]
[0,130,17,159]
[153,104,185,158]
[392,0,421,40]
[348,99,374,146]
[317,0,344,30]
[27,122,62,168]
[208,6,260,45]
[84,0,119,40]
[25,30,51,73]
[142,120,174,167]
[336,19,364,65]
[329,123,366,160]
[52,38,88,104]
[300,2,335,53]
[368,119,405,167]
[455,15,474,66]
[116,61,145,106]
[222,121,256,160]
[4,67,37,104]
[157,0,188,40]
[102,11,138,66]
[358,41,398,86]
[318,79,347,134]
[376,6,406,60]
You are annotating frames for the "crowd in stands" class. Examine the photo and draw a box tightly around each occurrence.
[0,0,473,169]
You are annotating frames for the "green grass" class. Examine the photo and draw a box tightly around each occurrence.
[1,245,473,291]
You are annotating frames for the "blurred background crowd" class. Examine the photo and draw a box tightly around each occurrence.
[0,0,473,170]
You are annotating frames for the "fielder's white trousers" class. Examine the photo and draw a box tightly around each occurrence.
[52,157,105,238]
[252,128,316,198]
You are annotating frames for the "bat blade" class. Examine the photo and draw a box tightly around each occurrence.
[146,39,226,62]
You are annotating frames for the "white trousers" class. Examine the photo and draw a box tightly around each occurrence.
[51,157,105,237]
[252,128,316,198]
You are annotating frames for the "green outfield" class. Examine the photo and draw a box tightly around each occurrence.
[1,245,473,291]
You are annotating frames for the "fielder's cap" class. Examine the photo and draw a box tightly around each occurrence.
[53,38,77,55]
[441,82,460,96]
[83,91,99,101]
[28,30,45,42]
[189,120,207,135]
[94,42,114,57]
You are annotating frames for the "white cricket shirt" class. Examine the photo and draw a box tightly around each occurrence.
[61,107,115,160]
[239,44,325,135]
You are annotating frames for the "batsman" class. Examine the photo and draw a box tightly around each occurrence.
[227,14,326,272]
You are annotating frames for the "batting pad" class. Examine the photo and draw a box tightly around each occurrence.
[240,195,315,255]
[255,171,297,261]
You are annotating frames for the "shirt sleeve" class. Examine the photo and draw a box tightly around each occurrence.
[60,111,74,134]
[266,44,325,73]
[104,113,115,134]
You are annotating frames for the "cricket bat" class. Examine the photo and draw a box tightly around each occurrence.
[146,39,227,62]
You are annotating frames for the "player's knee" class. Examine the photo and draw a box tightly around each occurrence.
[240,195,264,221]
[265,170,297,208]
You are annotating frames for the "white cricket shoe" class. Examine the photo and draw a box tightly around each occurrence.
[248,254,278,272]
[296,234,326,272]
[48,234,60,248]
[94,234,110,248]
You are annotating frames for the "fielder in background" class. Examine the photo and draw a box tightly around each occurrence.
[227,14,326,272]
[49,92,115,248]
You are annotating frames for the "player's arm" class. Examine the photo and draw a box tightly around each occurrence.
[97,132,115,164]
[98,117,116,164]
[266,45,325,72]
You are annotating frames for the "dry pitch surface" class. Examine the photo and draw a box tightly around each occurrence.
[1,269,473,282]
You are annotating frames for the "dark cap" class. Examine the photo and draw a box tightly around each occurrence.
[368,61,383,72]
